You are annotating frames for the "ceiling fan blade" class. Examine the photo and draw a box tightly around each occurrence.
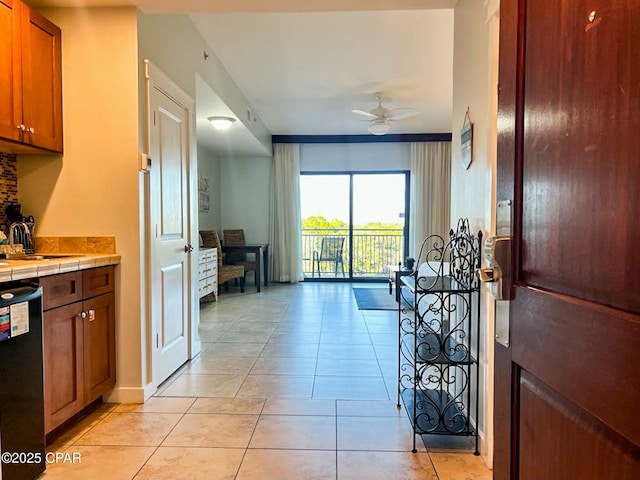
[387,108,420,121]
[352,109,379,119]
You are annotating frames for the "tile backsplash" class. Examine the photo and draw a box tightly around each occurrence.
[0,153,18,231]
[35,236,116,254]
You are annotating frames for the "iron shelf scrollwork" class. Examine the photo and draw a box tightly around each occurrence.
[397,218,482,454]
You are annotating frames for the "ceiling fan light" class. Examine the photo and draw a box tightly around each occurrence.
[208,116,236,130]
[368,122,391,136]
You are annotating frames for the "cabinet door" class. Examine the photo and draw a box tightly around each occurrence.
[83,292,116,403]
[44,302,83,433]
[21,3,62,152]
[0,0,22,143]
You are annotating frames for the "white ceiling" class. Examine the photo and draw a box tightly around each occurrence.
[27,0,456,156]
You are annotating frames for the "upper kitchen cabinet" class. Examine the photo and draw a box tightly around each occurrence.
[0,0,62,154]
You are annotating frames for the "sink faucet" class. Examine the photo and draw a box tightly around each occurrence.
[8,222,33,253]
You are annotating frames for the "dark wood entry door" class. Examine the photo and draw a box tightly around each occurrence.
[495,1,640,478]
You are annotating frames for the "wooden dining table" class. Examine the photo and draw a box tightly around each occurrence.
[220,243,269,292]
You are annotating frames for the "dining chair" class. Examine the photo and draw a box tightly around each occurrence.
[200,230,245,293]
[223,229,258,286]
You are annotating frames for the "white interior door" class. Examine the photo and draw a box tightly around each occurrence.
[149,76,191,385]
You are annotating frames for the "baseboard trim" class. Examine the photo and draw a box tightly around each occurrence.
[104,383,156,404]
[477,428,492,469]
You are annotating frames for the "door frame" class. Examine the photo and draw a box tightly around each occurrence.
[143,60,200,391]
[300,170,410,281]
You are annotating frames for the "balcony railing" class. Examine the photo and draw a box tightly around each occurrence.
[302,228,405,278]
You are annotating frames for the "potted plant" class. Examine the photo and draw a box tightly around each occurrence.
[404,256,415,270]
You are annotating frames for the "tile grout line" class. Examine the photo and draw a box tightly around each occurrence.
[66,405,118,448]
[232,397,269,480]
[125,404,196,480]
[335,399,339,480]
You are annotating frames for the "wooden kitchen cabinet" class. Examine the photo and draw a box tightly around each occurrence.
[43,301,83,434]
[82,291,116,405]
[0,0,62,153]
[40,267,116,434]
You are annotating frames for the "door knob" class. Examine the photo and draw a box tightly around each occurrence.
[184,244,193,253]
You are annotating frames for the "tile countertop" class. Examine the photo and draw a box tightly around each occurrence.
[0,253,121,282]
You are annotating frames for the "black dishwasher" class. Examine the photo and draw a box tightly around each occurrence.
[0,283,45,480]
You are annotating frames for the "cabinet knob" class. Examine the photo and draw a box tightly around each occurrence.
[88,310,95,322]
[79,311,87,319]
[26,127,35,134]
[16,124,25,131]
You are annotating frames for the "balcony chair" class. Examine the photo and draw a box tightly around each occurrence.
[200,230,245,293]
[223,229,258,286]
[312,236,345,277]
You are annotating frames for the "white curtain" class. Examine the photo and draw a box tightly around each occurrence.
[409,142,452,257]
[269,143,303,283]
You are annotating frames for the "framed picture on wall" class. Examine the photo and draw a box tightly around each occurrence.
[461,108,473,170]
[198,175,210,192]
[198,174,210,211]
[199,192,210,212]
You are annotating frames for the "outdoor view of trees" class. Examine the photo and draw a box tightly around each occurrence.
[302,216,403,232]
[302,216,405,277]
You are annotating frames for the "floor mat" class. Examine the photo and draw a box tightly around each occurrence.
[352,287,398,311]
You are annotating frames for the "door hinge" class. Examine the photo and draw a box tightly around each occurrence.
[156,333,159,348]
[153,111,156,125]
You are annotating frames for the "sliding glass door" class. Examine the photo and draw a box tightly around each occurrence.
[300,174,351,279]
[301,171,409,280]
[351,174,407,278]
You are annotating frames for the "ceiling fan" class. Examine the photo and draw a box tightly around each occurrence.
[352,92,419,135]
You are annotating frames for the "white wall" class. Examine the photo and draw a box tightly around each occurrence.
[301,142,410,172]
[197,145,221,231]
[219,156,273,243]
[137,13,271,155]
[451,0,499,467]
[17,7,144,399]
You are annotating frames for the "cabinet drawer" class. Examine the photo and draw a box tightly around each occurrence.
[199,261,215,280]
[40,271,83,311]
[198,263,207,280]
[204,261,216,278]
[200,250,216,263]
[83,266,114,299]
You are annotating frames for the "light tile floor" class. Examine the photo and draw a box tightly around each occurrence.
[43,282,491,480]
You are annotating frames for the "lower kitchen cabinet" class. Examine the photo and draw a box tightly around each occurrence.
[82,291,115,407]
[40,266,116,434]
[43,302,83,433]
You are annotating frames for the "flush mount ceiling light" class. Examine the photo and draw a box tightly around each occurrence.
[368,120,391,136]
[208,116,236,130]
